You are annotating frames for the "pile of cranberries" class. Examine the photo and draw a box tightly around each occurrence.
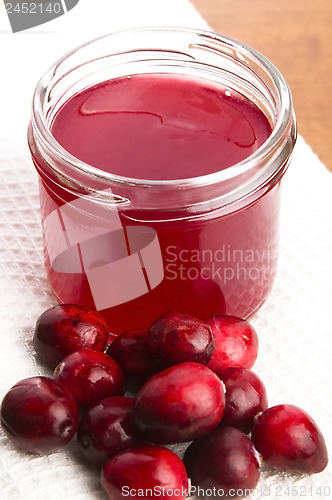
[0,305,328,499]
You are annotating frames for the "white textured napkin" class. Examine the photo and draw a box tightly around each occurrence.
[0,1,331,499]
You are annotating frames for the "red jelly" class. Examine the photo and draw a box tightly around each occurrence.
[28,28,296,333]
[50,75,271,180]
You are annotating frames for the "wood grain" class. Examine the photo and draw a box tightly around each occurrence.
[191,0,332,171]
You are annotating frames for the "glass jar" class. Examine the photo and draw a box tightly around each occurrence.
[28,27,297,333]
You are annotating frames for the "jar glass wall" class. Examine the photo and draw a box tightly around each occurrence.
[28,27,297,333]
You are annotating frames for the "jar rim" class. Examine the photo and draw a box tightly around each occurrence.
[31,26,296,195]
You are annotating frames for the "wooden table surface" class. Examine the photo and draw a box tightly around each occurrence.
[192,0,332,172]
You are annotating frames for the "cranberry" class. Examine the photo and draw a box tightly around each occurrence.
[184,426,261,496]
[132,362,225,444]
[54,349,125,408]
[33,304,109,368]
[77,396,142,467]
[101,445,189,500]
[206,315,258,376]
[252,404,329,473]
[220,367,268,433]
[106,329,157,381]
[0,376,78,454]
[147,311,215,367]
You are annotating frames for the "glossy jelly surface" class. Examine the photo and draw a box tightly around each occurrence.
[51,74,271,180]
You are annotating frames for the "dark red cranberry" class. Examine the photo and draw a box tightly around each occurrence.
[101,445,189,500]
[106,329,157,381]
[220,367,268,433]
[33,304,109,368]
[252,404,329,473]
[54,349,125,408]
[184,426,261,497]
[132,362,225,444]
[206,315,258,376]
[0,376,78,454]
[147,311,215,367]
[77,396,142,467]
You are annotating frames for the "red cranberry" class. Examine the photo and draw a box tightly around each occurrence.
[101,445,189,500]
[54,349,125,408]
[206,315,258,376]
[184,426,261,496]
[0,376,78,454]
[33,304,109,368]
[147,311,215,367]
[220,367,268,433]
[132,362,225,444]
[252,404,329,473]
[106,329,157,381]
[77,396,142,467]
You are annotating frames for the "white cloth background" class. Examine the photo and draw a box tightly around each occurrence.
[0,1,331,499]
